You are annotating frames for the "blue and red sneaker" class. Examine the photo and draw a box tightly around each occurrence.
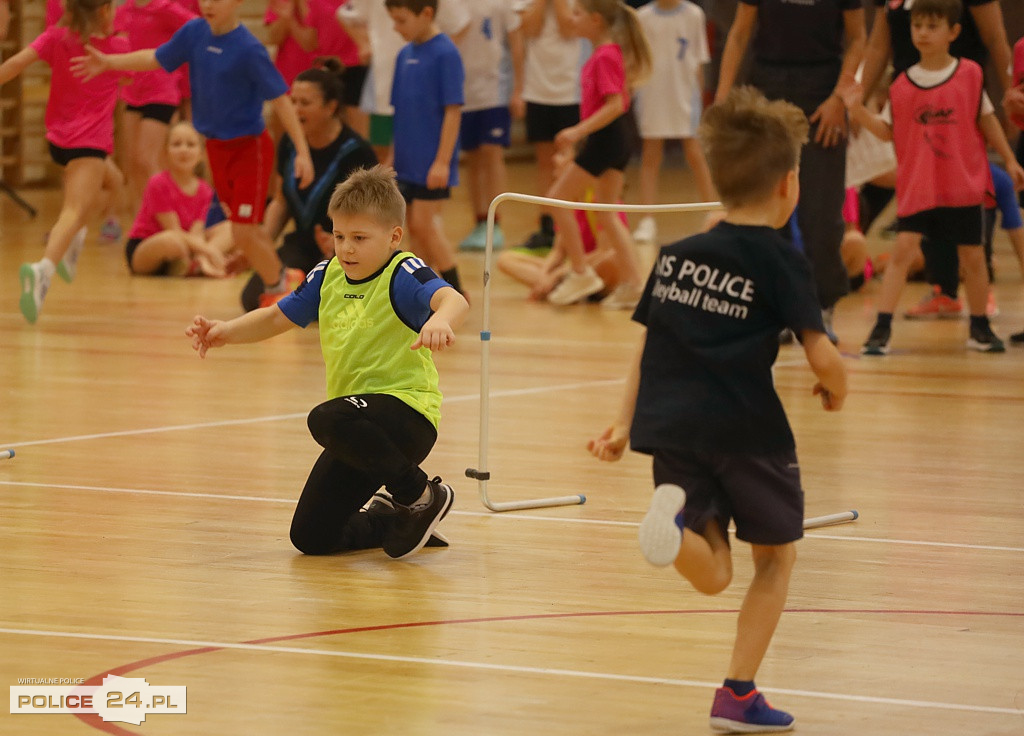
[709,686,795,733]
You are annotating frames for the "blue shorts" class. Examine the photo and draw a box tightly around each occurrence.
[652,448,805,546]
[460,106,512,150]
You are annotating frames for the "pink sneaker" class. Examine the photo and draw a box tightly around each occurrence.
[904,286,962,320]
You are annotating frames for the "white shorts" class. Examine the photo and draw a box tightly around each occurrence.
[635,85,702,140]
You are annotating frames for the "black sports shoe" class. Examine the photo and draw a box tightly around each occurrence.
[1010,330,1024,346]
[518,229,554,251]
[967,323,1006,353]
[861,322,891,355]
[365,492,449,547]
[382,478,454,559]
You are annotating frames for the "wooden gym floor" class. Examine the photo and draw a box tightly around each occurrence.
[1,160,1022,735]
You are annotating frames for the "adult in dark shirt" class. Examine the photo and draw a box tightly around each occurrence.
[716,0,865,335]
[858,0,1013,311]
[243,59,378,311]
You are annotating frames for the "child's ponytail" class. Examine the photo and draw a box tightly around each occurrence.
[581,0,652,88]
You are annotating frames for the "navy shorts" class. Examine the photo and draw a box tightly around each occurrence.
[525,101,580,143]
[652,448,805,546]
[897,205,985,246]
[397,179,450,203]
[460,106,512,150]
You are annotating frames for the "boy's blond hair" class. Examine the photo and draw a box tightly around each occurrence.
[328,166,406,228]
[910,0,961,25]
[699,86,809,208]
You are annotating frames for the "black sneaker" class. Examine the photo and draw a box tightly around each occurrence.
[861,322,891,355]
[518,229,554,251]
[1010,330,1024,346]
[967,323,1006,353]
[382,478,454,559]
[366,491,449,547]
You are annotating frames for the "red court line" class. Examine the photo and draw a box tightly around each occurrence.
[72,607,1024,734]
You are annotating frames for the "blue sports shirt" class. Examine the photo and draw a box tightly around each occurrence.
[155,19,288,140]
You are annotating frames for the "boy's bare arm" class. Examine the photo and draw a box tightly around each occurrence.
[589,335,644,462]
[426,104,462,190]
[801,331,847,411]
[979,112,1024,189]
[839,81,893,142]
[72,48,160,79]
[411,286,469,352]
[269,94,314,188]
[186,307,297,358]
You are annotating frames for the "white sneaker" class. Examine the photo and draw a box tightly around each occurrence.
[601,283,642,310]
[638,484,686,567]
[632,215,657,245]
[547,265,604,305]
[57,226,87,283]
[19,262,51,324]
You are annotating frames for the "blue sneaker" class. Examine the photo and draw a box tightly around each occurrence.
[460,222,503,251]
[709,687,795,733]
[638,484,685,567]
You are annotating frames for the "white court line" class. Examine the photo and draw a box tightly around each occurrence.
[0,378,625,450]
[0,627,1017,716]
[1,479,1022,554]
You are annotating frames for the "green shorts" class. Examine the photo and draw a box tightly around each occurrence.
[369,114,393,147]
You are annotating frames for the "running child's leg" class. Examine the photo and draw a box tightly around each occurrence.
[405,198,462,293]
[593,169,643,288]
[43,157,106,265]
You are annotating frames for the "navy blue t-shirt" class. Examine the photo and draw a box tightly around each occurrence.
[156,19,288,139]
[630,222,825,455]
[742,0,862,65]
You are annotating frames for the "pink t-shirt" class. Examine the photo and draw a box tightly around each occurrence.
[45,0,63,26]
[30,27,129,153]
[265,4,315,86]
[115,0,195,107]
[580,43,628,120]
[310,0,360,67]
[129,170,214,240]
[1011,37,1024,131]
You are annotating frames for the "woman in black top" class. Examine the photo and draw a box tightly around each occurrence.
[242,58,378,311]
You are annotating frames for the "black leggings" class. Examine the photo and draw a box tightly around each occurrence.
[289,393,437,555]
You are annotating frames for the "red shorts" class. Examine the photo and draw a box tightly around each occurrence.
[205,130,274,224]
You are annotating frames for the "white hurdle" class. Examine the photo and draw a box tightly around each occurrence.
[465,193,722,512]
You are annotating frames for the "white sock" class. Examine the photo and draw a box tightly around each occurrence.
[38,258,56,280]
[264,267,288,294]
[411,484,431,507]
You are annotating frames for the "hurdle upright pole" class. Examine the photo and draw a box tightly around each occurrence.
[465,193,722,512]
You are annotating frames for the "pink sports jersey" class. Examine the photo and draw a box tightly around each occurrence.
[310,0,360,67]
[265,5,316,86]
[580,43,629,120]
[45,0,62,26]
[30,27,129,153]
[128,170,214,241]
[115,0,195,107]
[889,59,992,218]
[1011,37,1024,131]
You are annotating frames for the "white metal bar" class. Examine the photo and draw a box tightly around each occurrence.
[467,193,722,512]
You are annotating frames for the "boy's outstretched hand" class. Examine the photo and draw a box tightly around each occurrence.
[186,315,227,358]
[411,315,455,352]
[70,45,108,81]
[813,382,844,411]
[588,424,628,462]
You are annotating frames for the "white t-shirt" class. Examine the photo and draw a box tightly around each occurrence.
[517,0,582,105]
[457,0,522,111]
[633,0,709,138]
[881,58,994,124]
[340,0,471,115]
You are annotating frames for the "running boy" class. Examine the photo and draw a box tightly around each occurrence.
[589,86,847,733]
[385,0,466,295]
[186,166,469,559]
[73,0,315,309]
[841,0,1024,355]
